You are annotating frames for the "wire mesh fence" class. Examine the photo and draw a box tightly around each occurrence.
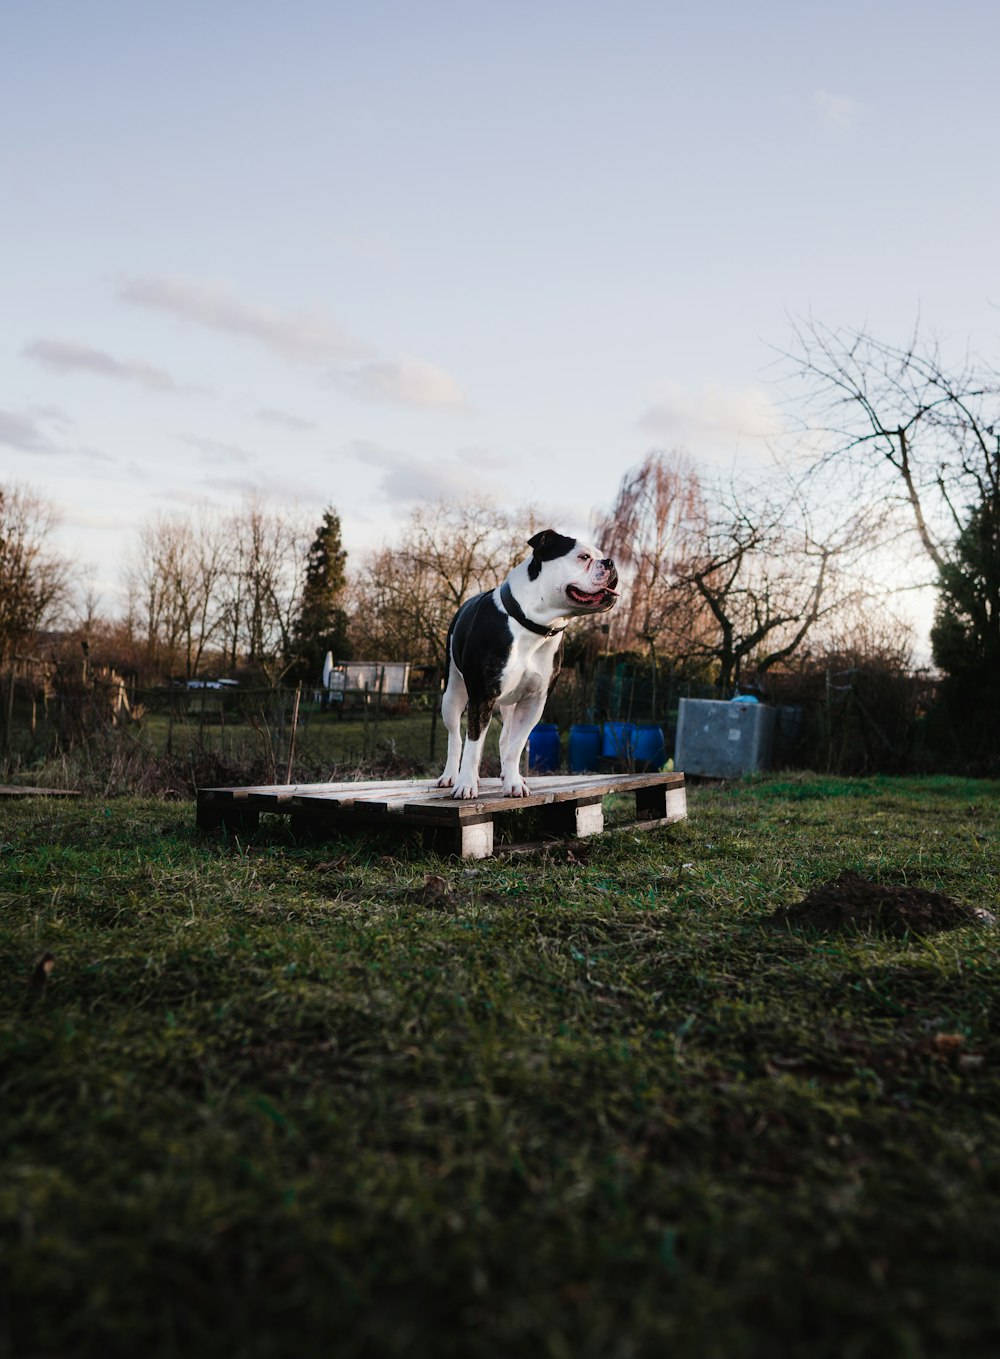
[0,653,959,788]
[0,676,444,781]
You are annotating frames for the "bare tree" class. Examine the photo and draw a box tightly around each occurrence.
[593,449,711,660]
[0,483,70,663]
[785,317,1000,576]
[674,487,858,692]
[121,500,312,681]
[218,499,309,681]
[349,498,527,665]
[123,512,226,678]
[347,543,440,663]
[784,317,1000,758]
[594,451,872,692]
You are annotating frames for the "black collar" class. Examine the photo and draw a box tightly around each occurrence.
[500,581,566,638]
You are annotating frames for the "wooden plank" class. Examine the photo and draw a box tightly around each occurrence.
[200,772,683,805]
[401,774,684,821]
[0,785,81,798]
[200,777,431,800]
[406,779,683,817]
[292,787,435,814]
[234,790,297,806]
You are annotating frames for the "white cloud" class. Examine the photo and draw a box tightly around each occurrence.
[256,408,318,432]
[150,474,324,509]
[75,447,118,467]
[331,356,465,410]
[118,275,371,365]
[24,338,180,391]
[814,88,863,131]
[177,434,258,465]
[198,472,327,504]
[61,506,134,531]
[455,443,515,471]
[116,275,464,412]
[0,406,63,454]
[639,379,785,455]
[346,440,494,503]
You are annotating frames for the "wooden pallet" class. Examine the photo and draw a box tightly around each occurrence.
[196,772,687,859]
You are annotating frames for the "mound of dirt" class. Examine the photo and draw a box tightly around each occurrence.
[769,871,993,937]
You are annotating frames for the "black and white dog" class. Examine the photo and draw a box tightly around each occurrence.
[437,530,619,799]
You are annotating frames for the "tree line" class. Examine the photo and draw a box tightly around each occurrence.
[2,318,998,760]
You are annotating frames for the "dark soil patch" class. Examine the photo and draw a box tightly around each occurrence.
[768,871,993,936]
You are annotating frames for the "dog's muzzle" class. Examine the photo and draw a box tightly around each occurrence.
[566,559,619,610]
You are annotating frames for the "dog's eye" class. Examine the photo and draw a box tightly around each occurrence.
[578,552,591,562]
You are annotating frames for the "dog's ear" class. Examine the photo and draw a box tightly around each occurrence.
[527,529,576,579]
[527,529,576,557]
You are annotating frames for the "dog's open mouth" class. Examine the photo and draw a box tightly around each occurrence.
[566,584,618,609]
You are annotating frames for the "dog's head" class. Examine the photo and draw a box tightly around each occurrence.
[526,529,619,615]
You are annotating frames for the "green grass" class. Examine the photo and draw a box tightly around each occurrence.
[2,774,1000,1357]
[131,704,483,775]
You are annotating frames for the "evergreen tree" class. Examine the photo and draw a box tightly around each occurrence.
[289,508,350,680]
[930,495,1000,764]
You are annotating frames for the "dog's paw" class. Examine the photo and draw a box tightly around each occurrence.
[503,775,530,798]
[451,779,480,800]
[436,772,456,788]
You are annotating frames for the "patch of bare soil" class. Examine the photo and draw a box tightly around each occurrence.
[768,871,993,936]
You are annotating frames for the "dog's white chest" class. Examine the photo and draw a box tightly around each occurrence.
[497,638,558,705]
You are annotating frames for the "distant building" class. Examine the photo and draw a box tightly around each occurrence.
[320,655,411,708]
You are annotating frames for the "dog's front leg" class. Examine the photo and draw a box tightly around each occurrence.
[436,668,468,789]
[451,698,494,799]
[499,693,547,797]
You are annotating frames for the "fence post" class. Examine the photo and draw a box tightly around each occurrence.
[429,666,439,761]
[1,665,14,767]
[372,665,385,753]
[362,678,370,757]
[285,682,302,784]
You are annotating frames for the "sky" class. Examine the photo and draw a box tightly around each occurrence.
[3,0,1000,644]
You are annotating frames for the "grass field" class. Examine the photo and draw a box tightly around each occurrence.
[3,774,1000,1357]
[133,704,481,783]
[135,703,448,769]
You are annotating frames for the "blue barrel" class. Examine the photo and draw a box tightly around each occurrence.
[528,723,560,772]
[601,721,635,758]
[633,723,666,768]
[568,723,601,772]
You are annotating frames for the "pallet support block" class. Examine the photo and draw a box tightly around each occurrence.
[196,792,260,837]
[540,796,604,840]
[423,816,494,859]
[635,781,687,826]
[289,811,330,842]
